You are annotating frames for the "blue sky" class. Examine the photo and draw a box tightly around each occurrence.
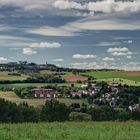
[0,0,140,70]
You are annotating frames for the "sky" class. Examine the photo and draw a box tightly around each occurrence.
[0,0,140,70]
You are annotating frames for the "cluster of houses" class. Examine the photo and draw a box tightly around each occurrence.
[93,84,121,108]
[31,84,102,99]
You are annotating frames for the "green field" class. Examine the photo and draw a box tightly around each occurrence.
[0,122,140,140]
[0,92,87,107]
[0,83,81,89]
[80,71,140,84]
[97,78,140,86]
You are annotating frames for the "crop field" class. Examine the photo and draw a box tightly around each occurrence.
[0,122,140,140]
[81,71,140,83]
[0,92,87,107]
[116,71,140,76]
[0,71,28,81]
[97,78,140,86]
[62,75,88,83]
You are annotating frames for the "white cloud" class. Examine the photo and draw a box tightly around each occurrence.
[0,57,8,62]
[70,62,97,69]
[72,54,97,59]
[96,41,121,47]
[53,0,85,10]
[128,40,133,44]
[27,18,140,37]
[87,0,140,14]
[30,42,61,48]
[124,40,133,44]
[107,47,135,56]
[27,26,77,36]
[53,58,64,62]
[70,61,140,71]
[22,48,37,55]
[107,47,129,53]
[127,56,132,59]
[102,57,114,61]
[127,62,139,66]
[54,0,140,14]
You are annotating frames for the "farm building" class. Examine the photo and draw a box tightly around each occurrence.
[32,88,57,98]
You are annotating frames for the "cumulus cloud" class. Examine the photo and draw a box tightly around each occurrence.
[53,0,85,10]
[30,42,61,48]
[107,47,129,53]
[70,61,140,71]
[0,56,8,62]
[70,62,97,69]
[22,48,37,55]
[72,54,97,59]
[107,47,134,56]
[53,58,64,62]
[54,0,140,14]
[102,57,115,61]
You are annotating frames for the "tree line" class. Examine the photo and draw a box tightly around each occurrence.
[0,98,140,123]
[0,76,65,84]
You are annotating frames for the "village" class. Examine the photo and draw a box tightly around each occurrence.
[28,82,139,111]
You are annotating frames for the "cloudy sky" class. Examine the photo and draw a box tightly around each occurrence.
[0,0,140,70]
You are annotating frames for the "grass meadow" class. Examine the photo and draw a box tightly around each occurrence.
[80,71,140,84]
[0,122,139,140]
[0,83,81,89]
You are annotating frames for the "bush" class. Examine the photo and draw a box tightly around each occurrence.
[114,109,131,121]
[131,109,140,120]
[69,112,92,121]
[90,106,115,121]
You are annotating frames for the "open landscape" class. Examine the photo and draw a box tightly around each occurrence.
[0,0,140,139]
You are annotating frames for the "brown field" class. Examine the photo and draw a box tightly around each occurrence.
[115,71,140,76]
[0,71,28,80]
[63,76,88,82]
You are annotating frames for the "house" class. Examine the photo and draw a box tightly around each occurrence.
[81,84,88,88]
[32,88,57,98]
[71,92,82,98]
[82,90,96,95]
[129,104,140,111]
[69,89,82,98]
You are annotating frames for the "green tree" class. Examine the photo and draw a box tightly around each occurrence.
[41,99,70,122]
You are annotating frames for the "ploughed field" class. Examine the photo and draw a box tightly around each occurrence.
[0,122,140,140]
[115,71,140,76]
[62,75,88,82]
[0,71,28,81]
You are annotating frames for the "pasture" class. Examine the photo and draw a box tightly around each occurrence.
[0,122,140,140]
[80,71,140,84]
[0,92,87,107]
